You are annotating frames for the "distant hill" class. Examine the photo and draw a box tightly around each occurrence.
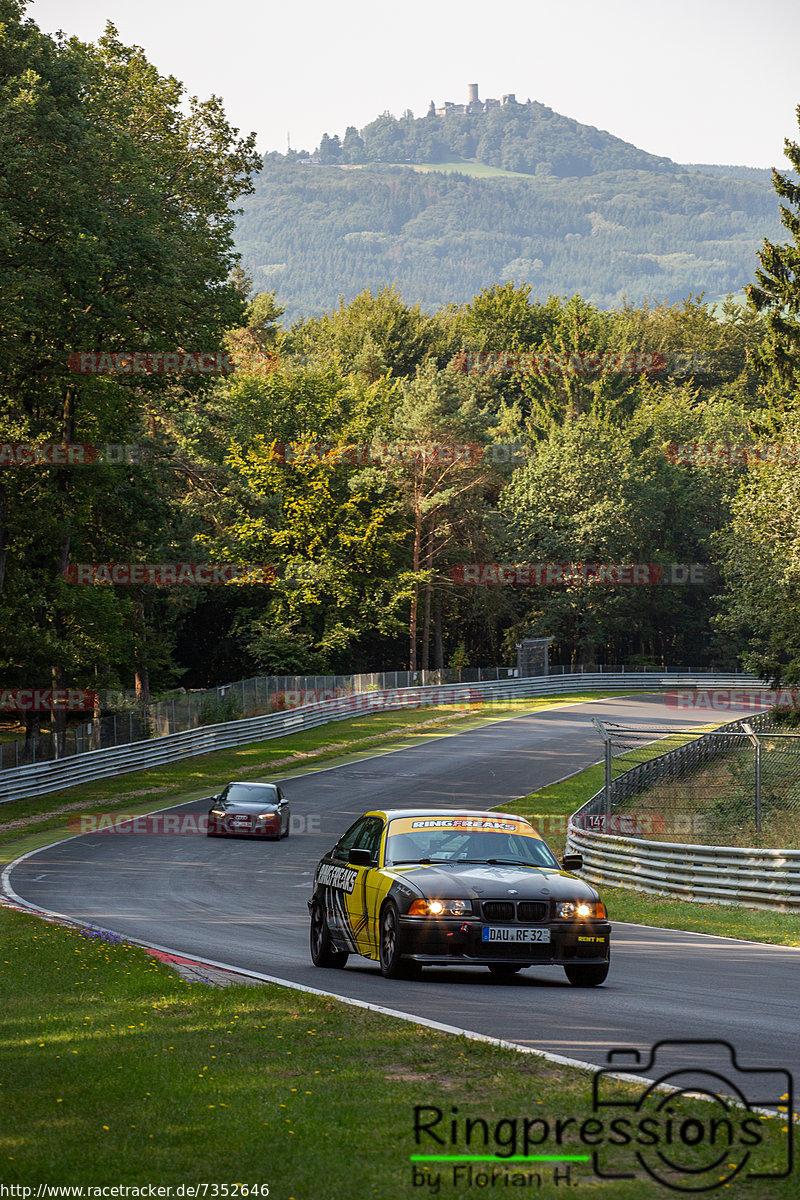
[235,97,782,322]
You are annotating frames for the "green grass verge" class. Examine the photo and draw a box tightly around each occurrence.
[0,692,635,862]
[502,763,800,947]
[0,908,794,1196]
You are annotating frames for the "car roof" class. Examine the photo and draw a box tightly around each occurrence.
[366,807,530,823]
[226,781,279,789]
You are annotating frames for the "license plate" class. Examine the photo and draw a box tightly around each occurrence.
[482,926,551,943]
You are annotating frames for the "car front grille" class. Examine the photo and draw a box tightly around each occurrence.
[481,900,548,922]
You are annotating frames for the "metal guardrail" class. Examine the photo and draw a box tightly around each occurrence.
[0,670,762,804]
[567,825,800,911]
[566,709,800,911]
[0,661,728,770]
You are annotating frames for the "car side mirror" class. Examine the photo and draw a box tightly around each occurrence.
[348,847,374,866]
[561,853,583,873]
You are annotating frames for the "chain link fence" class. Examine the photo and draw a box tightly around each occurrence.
[579,713,800,848]
[0,662,755,772]
[1,665,522,769]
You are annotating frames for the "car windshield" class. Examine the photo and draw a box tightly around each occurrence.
[384,822,559,869]
[222,784,278,807]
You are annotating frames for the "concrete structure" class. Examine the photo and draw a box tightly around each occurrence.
[427,85,517,118]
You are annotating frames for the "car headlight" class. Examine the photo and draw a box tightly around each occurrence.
[210,809,225,817]
[556,900,606,919]
[256,812,278,821]
[408,898,473,917]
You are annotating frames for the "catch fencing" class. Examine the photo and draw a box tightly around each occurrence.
[0,661,742,770]
[1,665,526,770]
[567,712,800,910]
[0,670,761,805]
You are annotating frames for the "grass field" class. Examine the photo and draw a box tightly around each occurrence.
[0,907,794,1196]
[344,159,524,179]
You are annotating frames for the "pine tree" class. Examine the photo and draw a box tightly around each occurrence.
[749,106,800,402]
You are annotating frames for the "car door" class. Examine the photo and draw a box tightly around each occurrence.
[325,816,384,957]
[353,817,386,958]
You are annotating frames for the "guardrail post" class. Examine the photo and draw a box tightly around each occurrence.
[742,722,762,836]
[755,737,762,835]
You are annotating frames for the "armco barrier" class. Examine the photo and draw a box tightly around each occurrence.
[0,671,763,805]
[566,824,800,912]
[566,708,800,911]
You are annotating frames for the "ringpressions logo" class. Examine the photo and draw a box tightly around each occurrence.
[409,1040,793,1193]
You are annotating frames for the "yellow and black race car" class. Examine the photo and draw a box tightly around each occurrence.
[308,808,610,985]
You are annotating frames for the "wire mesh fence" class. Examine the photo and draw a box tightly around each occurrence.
[0,665,522,769]
[578,713,800,848]
[0,661,754,772]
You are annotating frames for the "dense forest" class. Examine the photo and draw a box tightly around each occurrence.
[4,3,800,731]
[237,103,783,321]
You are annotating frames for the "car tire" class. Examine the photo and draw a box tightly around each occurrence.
[487,963,524,977]
[310,902,348,968]
[378,902,421,979]
[564,961,609,987]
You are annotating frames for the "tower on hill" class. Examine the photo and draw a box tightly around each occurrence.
[427,85,514,117]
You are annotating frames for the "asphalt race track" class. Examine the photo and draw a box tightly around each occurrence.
[6,693,799,1094]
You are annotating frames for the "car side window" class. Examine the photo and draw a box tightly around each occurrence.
[332,817,370,860]
[354,817,383,862]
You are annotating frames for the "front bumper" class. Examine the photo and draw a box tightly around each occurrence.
[208,817,280,837]
[398,915,611,965]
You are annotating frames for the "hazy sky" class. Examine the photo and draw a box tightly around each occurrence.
[29,0,800,167]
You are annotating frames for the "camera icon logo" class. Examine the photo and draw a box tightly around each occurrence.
[591,1039,793,1192]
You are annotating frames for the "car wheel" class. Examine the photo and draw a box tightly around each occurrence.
[564,961,609,987]
[487,963,524,977]
[378,902,421,979]
[310,902,348,968]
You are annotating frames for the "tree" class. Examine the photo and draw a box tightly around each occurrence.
[0,6,261,710]
[384,365,501,669]
[749,105,800,405]
[715,452,800,685]
[291,287,440,381]
[498,415,729,666]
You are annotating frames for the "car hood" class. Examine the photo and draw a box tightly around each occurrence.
[212,801,276,812]
[386,862,599,902]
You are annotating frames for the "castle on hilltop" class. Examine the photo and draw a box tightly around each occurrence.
[428,84,516,118]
